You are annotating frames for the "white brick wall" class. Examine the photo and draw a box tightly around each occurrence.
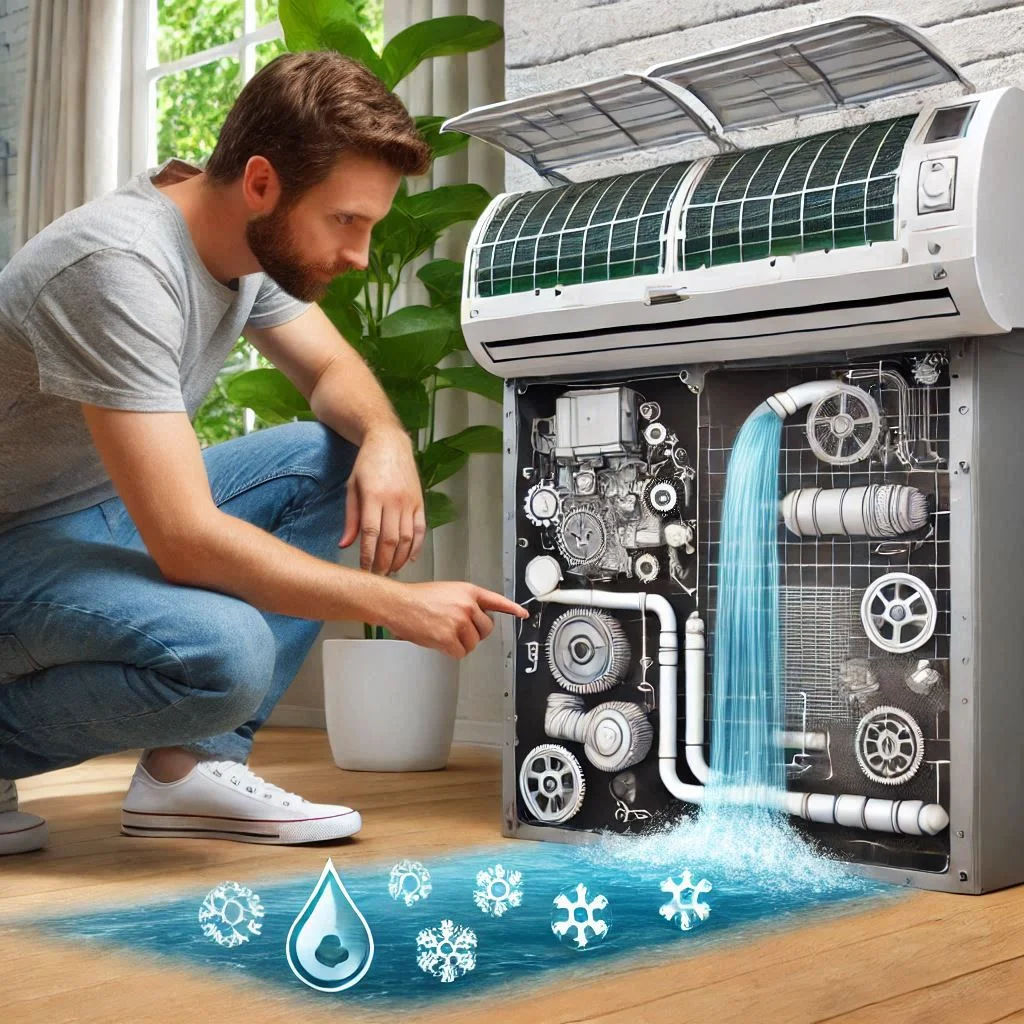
[0,0,29,268]
[503,0,1024,190]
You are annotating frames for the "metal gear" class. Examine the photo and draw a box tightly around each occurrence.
[855,705,925,785]
[644,479,679,515]
[643,422,668,445]
[519,743,586,823]
[546,607,630,693]
[556,505,608,566]
[633,552,659,583]
[523,482,562,527]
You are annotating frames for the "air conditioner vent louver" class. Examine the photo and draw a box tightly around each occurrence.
[473,162,692,298]
[681,115,917,271]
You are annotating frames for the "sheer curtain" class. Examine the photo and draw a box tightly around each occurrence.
[15,0,135,250]
[386,0,507,744]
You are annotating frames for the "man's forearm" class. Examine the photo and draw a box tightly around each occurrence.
[309,344,405,444]
[162,508,403,626]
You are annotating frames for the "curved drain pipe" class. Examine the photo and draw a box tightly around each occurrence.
[522,378,951,837]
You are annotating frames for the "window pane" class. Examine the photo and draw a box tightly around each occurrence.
[156,57,242,165]
[157,0,244,64]
[254,37,287,72]
[255,0,279,25]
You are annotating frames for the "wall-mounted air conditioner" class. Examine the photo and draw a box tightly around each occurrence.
[444,15,1024,378]
[448,15,1024,895]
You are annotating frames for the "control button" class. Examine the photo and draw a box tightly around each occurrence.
[918,157,956,214]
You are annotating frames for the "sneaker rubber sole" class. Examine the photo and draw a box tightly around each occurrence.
[120,808,362,844]
[0,812,48,855]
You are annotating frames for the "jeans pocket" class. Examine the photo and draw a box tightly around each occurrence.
[0,634,41,684]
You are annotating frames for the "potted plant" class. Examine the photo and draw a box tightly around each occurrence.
[225,0,504,770]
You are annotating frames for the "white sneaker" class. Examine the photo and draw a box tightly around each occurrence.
[0,779,48,855]
[120,759,362,845]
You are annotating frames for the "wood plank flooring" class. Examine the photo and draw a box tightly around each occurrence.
[1,728,1021,1024]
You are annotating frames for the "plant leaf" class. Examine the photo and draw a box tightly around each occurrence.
[417,259,464,307]
[375,305,459,379]
[415,115,470,159]
[224,368,312,424]
[404,183,491,237]
[382,16,503,87]
[279,0,388,80]
[377,373,430,431]
[435,364,504,404]
[418,441,469,489]
[424,489,458,530]
[437,424,503,455]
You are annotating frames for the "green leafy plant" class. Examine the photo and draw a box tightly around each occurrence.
[222,1,504,636]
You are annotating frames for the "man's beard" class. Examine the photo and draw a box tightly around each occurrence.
[246,204,342,303]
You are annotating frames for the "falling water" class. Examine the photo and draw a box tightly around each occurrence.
[707,403,785,805]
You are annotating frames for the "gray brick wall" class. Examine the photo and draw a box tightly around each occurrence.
[0,0,29,268]
[503,0,1024,190]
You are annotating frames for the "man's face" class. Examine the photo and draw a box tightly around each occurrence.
[246,152,402,303]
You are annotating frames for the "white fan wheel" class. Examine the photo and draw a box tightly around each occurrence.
[518,743,586,823]
[805,384,881,466]
[860,572,937,654]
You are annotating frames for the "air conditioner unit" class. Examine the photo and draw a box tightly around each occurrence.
[445,16,1024,379]
[447,16,1024,894]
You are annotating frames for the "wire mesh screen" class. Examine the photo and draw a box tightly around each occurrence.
[680,115,917,270]
[472,163,692,298]
[697,355,952,737]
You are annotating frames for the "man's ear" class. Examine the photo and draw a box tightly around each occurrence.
[241,155,281,216]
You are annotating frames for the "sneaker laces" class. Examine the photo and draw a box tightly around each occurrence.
[203,760,305,807]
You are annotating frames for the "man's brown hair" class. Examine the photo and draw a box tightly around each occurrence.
[205,51,432,197]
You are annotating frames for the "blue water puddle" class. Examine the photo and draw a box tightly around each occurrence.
[17,811,903,1013]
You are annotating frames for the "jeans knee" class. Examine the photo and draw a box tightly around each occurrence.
[286,421,358,491]
[185,604,277,723]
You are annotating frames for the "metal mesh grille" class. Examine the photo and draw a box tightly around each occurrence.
[473,162,692,298]
[680,114,917,271]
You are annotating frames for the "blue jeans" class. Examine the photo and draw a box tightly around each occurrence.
[0,421,357,780]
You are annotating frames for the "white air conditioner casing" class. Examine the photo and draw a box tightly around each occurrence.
[453,85,1024,379]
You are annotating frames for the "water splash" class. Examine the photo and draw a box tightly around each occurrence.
[285,858,374,991]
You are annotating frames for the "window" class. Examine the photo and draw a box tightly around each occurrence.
[134,1,286,173]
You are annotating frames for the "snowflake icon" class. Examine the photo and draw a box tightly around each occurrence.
[550,883,612,950]
[197,881,265,948]
[388,859,432,907]
[415,919,478,983]
[658,869,712,931]
[473,863,523,917]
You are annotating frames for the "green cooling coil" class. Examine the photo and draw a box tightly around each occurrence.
[473,162,692,297]
[680,115,918,270]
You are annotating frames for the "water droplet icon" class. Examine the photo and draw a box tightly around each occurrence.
[285,858,374,991]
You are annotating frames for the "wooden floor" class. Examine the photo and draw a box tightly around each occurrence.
[1,728,1023,1024]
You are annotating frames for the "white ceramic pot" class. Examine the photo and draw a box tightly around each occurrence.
[322,638,459,771]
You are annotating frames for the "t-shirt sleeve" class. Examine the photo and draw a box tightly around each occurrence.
[20,249,187,412]
[245,273,311,330]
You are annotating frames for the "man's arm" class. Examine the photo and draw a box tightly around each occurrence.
[243,303,402,444]
[244,303,426,573]
[79,406,526,656]
[80,406,394,620]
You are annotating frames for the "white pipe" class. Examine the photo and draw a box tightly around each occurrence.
[528,578,950,836]
[779,730,829,753]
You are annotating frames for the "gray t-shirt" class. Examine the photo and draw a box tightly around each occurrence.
[0,159,309,534]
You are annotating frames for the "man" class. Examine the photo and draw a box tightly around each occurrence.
[0,51,527,856]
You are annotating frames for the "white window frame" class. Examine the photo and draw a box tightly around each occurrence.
[130,0,284,176]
